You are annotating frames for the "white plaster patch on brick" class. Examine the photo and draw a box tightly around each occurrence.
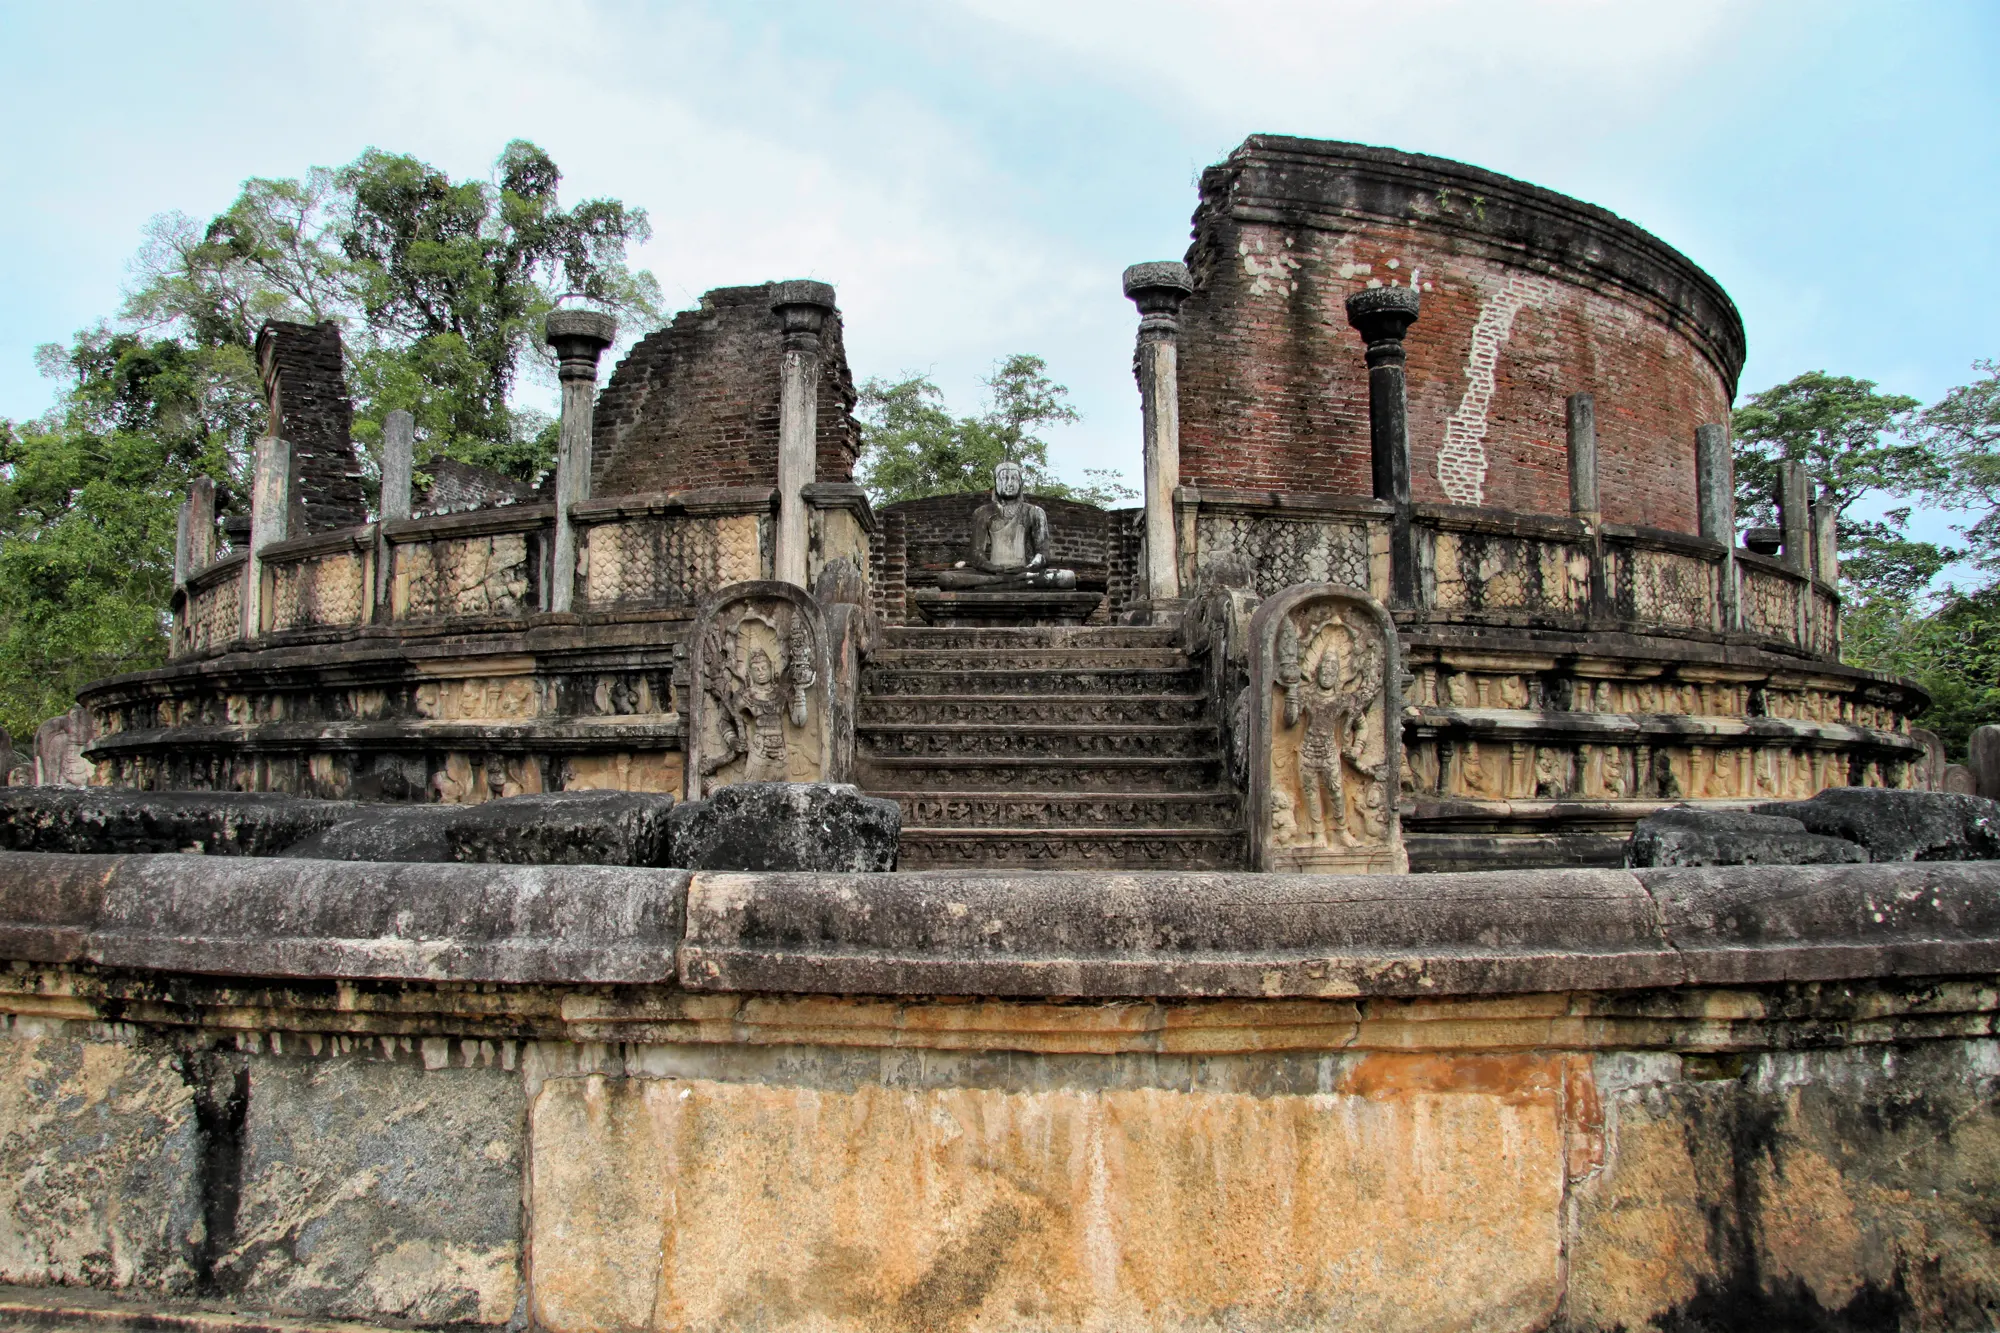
[1437,272,1558,505]
[1243,235,1301,295]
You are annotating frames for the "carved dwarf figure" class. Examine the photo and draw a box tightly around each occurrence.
[1281,634,1382,847]
[935,461,1078,590]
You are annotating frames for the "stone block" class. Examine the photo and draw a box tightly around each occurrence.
[668,781,898,872]
[0,788,362,857]
[1943,763,1981,795]
[0,1031,201,1293]
[1625,805,1866,868]
[1973,724,2000,801]
[528,1065,1566,1333]
[284,790,676,867]
[1756,787,2000,862]
[226,1049,522,1325]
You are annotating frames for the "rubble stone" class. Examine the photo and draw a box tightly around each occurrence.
[1625,806,1866,868]
[667,781,898,872]
[286,790,676,866]
[0,787,361,856]
[1756,786,2000,862]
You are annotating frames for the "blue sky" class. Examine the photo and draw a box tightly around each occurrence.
[2,1,1994,545]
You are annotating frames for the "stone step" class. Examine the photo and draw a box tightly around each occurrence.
[856,693,1211,727]
[897,826,1247,871]
[870,647,1190,672]
[883,790,1242,830]
[863,667,1203,698]
[881,626,1179,651]
[854,754,1225,793]
[858,723,1217,761]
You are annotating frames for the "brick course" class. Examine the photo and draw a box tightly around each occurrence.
[1178,138,1744,533]
[592,284,859,497]
[254,321,369,533]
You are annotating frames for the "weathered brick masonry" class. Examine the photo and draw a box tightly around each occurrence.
[254,320,369,532]
[592,283,859,496]
[1178,137,1743,532]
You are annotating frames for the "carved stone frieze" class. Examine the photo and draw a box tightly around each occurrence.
[581,514,763,610]
[1190,514,1371,598]
[1248,584,1404,873]
[269,551,367,631]
[685,581,831,798]
[395,534,531,619]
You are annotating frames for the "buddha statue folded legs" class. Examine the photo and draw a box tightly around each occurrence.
[933,461,1078,590]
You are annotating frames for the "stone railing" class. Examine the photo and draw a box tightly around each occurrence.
[573,487,769,613]
[174,550,247,654]
[261,526,374,632]
[384,504,550,623]
[3,851,1998,1330]
[1599,523,1726,634]
[1174,486,1387,600]
[1412,504,1592,624]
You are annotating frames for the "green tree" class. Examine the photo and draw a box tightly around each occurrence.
[1732,371,1944,605]
[0,142,657,741]
[857,354,1134,507]
[1909,359,2000,579]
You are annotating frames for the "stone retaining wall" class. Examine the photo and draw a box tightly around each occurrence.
[1,853,1996,1331]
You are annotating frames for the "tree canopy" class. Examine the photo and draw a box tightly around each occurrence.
[857,355,1134,508]
[0,142,657,741]
[1736,365,2000,758]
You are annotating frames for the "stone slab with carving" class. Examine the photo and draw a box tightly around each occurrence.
[1248,583,1405,872]
[685,581,831,799]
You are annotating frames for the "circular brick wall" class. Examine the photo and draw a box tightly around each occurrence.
[1178,137,1745,533]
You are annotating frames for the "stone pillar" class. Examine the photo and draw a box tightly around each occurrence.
[1124,262,1195,604]
[771,281,837,590]
[1695,422,1736,630]
[544,310,618,614]
[1811,482,1839,583]
[379,409,415,522]
[1778,459,1812,575]
[1345,286,1421,607]
[185,477,215,574]
[245,435,291,637]
[1567,393,1599,522]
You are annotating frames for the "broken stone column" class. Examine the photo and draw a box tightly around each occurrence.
[1695,422,1736,628]
[1972,725,2000,802]
[185,477,215,575]
[379,409,415,522]
[1811,481,1839,583]
[1345,287,1421,607]
[1567,393,1599,522]
[1778,459,1812,575]
[245,435,291,637]
[544,310,618,614]
[771,282,837,590]
[1123,262,1195,606]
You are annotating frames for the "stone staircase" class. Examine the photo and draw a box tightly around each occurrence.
[855,625,1246,869]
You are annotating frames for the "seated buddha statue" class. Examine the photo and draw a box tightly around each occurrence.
[934,461,1078,590]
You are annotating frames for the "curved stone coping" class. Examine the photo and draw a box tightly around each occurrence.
[185,548,249,593]
[380,502,554,543]
[87,715,685,757]
[0,852,684,985]
[570,485,775,523]
[1,853,1995,1001]
[1405,707,1923,753]
[259,524,376,564]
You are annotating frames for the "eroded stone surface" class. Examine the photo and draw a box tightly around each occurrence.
[1625,805,1866,868]
[0,1028,200,1294]
[528,1062,1567,1333]
[285,790,676,866]
[1757,787,2000,862]
[1564,1042,2000,1329]
[668,781,898,872]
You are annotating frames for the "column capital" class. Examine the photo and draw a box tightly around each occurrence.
[1123,262,1194,339]
[545,309,618,381]
[772,280,837,347]
[1344,285,1421,358]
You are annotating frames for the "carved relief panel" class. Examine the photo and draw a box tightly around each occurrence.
[1248,584,1405,873]
[685,581,831,799]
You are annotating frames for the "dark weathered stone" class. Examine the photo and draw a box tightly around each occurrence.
[285,790,676,867]
[1625,805,1866,868]
[1972,723,2000,801]
[0,788,362,857]
[0,850,686,983]
[668,782,899,872]
[1756,787,2000,862]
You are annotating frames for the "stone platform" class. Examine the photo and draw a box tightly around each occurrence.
[2,852,1999,1330]
[908,588,1104,626]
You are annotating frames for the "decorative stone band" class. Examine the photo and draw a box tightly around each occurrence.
[4,851,1997,1002]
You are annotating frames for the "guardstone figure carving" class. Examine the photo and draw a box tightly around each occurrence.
[1248,584,1404,872]
[685,581,831,799]
[935,461,1077,590]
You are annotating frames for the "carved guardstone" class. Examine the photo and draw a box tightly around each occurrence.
[685,581,833,800]
[1248,583,1405,872]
